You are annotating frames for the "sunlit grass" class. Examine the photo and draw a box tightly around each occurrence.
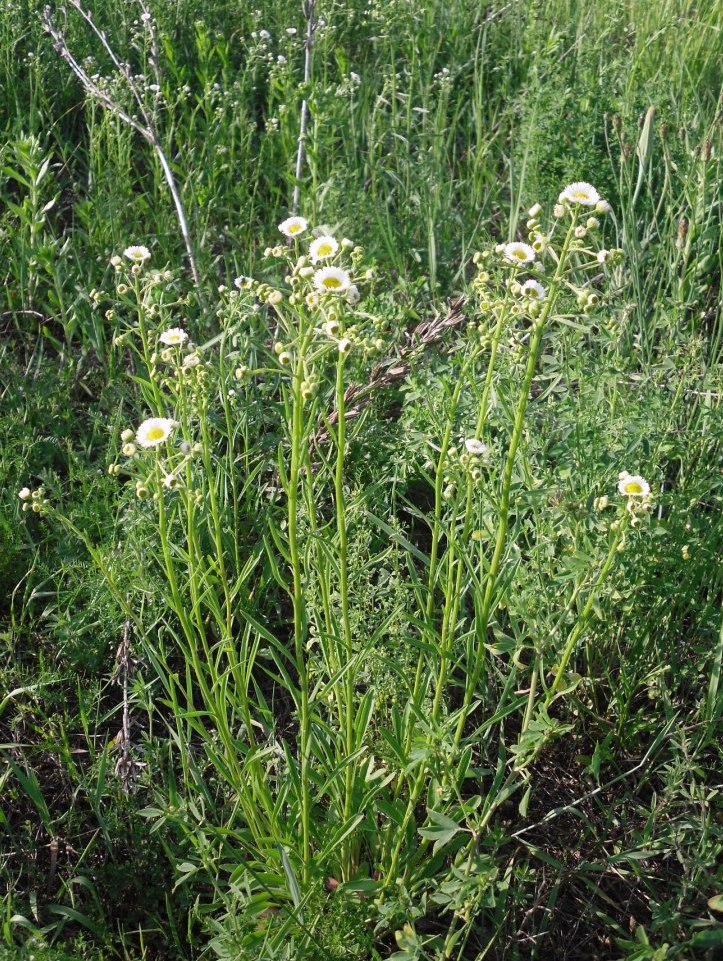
[0,1,721,960]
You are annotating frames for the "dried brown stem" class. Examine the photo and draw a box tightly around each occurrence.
[311,295,467,450]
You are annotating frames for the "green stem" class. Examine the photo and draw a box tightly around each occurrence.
[334,344,356,878]
[454,222,577,745]
[546,519,627,702]
[287,327,312,884]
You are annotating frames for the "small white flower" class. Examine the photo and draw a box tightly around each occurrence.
[277,55,286,64]
[553,203,565,218]
[528,202,542,218]
[18,487,31,500]
[574,226,587,239]
[595,199,612,214]
[234,275,254,289]
[159,327,188,346]
[597,249,610,263]
[323,319,340,336]
[617,473,650,498]
[313,266,351,294]
[560,182,600,206]
[502,242,536,265]
[122,442,137,457]
[278,216,309,238]
[121,428,134,442]
[136,417,177,448]
[183,353,201,368]
[162,473,179,490]
[309,235,339,263]
[338,338,352,354]
[258,29,271,40]
[286,27,297,35]
[123,245,151,263]
[346,284,360,305]
[464,438,486,455]
[520,279,546,300]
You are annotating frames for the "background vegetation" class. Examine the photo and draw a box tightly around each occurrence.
[1,1,721,959]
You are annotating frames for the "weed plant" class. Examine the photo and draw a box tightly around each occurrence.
[1,1,722,960]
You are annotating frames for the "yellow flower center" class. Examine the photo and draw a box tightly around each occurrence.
[147,427,165,442]
[624,481,643,494]
[513,249,526,260]
[323,277,342,289]
[573,191,589,199]
[318,244,333,256]
[289,224,302,234]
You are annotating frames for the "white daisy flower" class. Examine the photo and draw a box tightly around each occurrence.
[136,417,177,448]
[464,438,486,455]
[234,275,254,289]
[521,279,546,300]
[313,266,351,294]
[159,327,188,346]
[278,216,308,238]
[502,242,536,265]
[346,284,360,305]
[617,473,650,498]
[559,182,600,206]
[597,249,610,264]
[18,487,31,500]
[309,235,339,262]
[123,245,151,263]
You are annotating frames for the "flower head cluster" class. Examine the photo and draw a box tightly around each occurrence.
[18,485,50,515]
[556,181,611,216]
[123,245,151,263]
[136,417,177,448]
[617,471,654,521]
[278,216,308,239]
[159,327,188,346]
[502,242,536,266]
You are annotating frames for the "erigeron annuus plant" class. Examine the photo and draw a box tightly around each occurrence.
[20,190,660,956]
[380,184,648,910]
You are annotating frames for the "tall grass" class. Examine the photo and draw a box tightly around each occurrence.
[1,1,721,960]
